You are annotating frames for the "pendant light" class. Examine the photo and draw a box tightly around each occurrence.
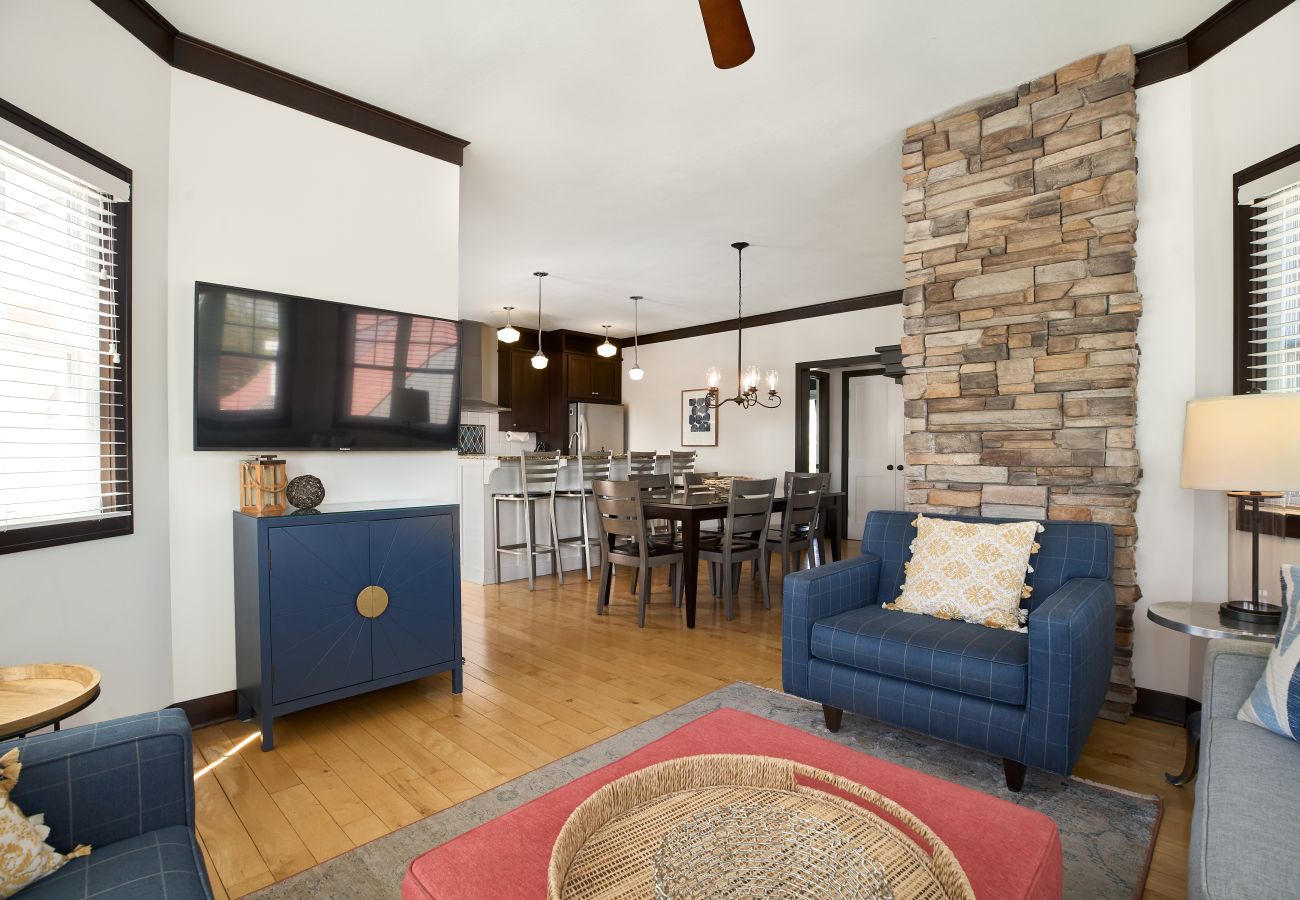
[628,296,645,381]
[530,272,548,370]
[597,325,617,357]
[497,306,520,343]
[705,242,780,409]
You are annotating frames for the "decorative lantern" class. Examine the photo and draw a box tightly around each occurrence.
[239,455,287,515]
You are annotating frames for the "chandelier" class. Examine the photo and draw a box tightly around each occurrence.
[705,241,780,409]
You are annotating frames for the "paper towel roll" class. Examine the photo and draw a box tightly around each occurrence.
[504,431,534,444]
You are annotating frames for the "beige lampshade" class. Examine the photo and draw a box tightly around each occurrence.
[1181,394,1300,491]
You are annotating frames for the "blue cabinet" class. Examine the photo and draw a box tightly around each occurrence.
[234,503,462,750]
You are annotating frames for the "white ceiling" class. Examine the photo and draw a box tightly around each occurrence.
[149,0,1217,336]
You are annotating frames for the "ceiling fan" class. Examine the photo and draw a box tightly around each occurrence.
[698,0,755,69]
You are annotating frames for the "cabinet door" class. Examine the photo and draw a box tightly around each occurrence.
[268,522,373,704]
[565,354,592,400]
[369,514,457,678]
[503,349,551,432]
[591,357,620,401]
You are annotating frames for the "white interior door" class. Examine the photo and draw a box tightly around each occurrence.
[847,375,905,537]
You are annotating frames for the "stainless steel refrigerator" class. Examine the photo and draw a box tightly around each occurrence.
[567,403,626,455]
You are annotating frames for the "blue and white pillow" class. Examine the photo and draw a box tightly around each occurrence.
[1238,564,1300,741]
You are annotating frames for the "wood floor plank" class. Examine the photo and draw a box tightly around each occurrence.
[270,783,354,863]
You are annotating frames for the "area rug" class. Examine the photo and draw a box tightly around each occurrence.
[251,682,1161,899]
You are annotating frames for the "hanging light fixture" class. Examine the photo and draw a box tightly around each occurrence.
[497,306,520,343]
[705,242,780,409]
[628,296,645,381]
[597,325,617,357]
[530,272,549,370]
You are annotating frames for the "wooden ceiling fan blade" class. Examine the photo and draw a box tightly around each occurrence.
[698,0,755,69]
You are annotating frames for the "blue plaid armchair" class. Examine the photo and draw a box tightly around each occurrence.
[0,709,213,898]
[782,509,1114,791]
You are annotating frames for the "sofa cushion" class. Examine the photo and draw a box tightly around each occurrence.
[16,827,209,899]
[1237,563,1300,741]
[1195,717,1300,899]
[810,605,1029,705]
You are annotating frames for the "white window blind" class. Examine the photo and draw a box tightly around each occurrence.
[0,136,129,532]
[1244,178,1300,393]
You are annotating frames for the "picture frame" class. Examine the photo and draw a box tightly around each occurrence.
[681,389,718,447]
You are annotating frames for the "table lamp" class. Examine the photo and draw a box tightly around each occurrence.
[1181,394,1300,622]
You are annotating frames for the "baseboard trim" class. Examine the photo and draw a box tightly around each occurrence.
[1132,687,1201,726]
[171,690,239,729]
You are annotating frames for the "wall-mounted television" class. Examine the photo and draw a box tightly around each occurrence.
[193,282,460,450]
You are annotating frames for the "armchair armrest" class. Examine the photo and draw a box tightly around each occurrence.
[782,553,881,697]
[1022,577,1114,775]
[1203,640,1270,719]
[0,709,195,854]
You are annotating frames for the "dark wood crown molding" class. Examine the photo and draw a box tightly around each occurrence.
[627,289,903,347]
[87,0,469,165]
[1135,0,1296,88]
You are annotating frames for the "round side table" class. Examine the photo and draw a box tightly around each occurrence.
[0,664,101,742]
[1145,602,1277,786]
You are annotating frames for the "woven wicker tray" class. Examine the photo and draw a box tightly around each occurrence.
[547,754,974,900]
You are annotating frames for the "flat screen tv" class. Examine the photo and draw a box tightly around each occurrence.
[193,282,460,450]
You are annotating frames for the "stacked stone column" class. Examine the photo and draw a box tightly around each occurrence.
[900,46,1140,720]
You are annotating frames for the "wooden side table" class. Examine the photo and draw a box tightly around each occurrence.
[0,664,101,742]
[1145,602,1277,786]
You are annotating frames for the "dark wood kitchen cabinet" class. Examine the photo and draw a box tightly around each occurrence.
[498,346,553,433]
[564,353,621,404]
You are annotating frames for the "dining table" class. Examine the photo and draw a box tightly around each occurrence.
[639,489,847,628]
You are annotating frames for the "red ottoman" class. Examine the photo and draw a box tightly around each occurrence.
[403,708,1063,899]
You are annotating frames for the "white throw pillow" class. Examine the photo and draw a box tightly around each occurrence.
[883,514,1043,632]
[1238,564,1300,742]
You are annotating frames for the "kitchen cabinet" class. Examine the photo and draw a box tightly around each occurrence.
[565,353,621,403]
[233,503,462,750]
[498,346,553,433]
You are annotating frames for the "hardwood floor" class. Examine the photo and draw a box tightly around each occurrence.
[191,550,1194,899]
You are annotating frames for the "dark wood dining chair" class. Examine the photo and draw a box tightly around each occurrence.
[592,479,683,627]
[763,474,824,579]
[670,450,697,488]
[700,477,776,619]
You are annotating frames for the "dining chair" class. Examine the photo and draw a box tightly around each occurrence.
[492,450,563,591]
[592,479,683,627]
[636,472,675,545]
[670,450,697,488]
[554,450,613,579]
[763,473,824,579]
[629,451,658,477]
[700,477,776,619]
[785,471,833,565]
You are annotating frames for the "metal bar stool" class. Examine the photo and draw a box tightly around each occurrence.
[555,451,613,580]
[492,450,563,591]
[628,451,658,477]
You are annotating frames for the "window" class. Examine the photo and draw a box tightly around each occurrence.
[0,101,132,554]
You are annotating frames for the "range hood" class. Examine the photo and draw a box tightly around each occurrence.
[459,320,509,411]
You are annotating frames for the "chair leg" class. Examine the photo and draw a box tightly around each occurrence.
[523,499,536,591]
[1003,759,1028,793]
[596,562,611,615]
[549,496,564,587]
[637,564,651,628]
[779,550,789,580]
[707,561,718,598]
[822,705,843,732]
[723,554,734,621]
[580,494,592,581]
[491,498,501,585]
[758,553,771,609]
[672,563,683,608]
[731,562,741,593]
[629,567,638,595]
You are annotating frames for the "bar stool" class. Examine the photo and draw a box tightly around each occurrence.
[554,451,613,580]
[629,451,658,477]
[670,450,697,488]
[492,450,563,591]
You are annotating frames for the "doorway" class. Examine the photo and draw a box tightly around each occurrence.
[842,370,905,538]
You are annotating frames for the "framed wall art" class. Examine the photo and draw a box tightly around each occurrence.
[681,389,718,447]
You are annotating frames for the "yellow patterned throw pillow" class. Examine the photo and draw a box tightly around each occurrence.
[883,514,1043,632]
[0,748,90,898]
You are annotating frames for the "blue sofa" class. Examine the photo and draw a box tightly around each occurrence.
[0,709,213,898]
[783,509,1114,791]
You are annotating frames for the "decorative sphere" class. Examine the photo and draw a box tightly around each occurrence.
[286,474,325,510]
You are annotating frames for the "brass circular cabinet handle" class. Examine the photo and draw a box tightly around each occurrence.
[356,585,389,618]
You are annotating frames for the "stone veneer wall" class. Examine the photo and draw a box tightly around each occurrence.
[899,46,1140,720]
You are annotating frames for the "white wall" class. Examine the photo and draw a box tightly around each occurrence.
[166,73,460,701]
[1134,3,1300,696]
[0,0,176,721]
[623,305,903,477]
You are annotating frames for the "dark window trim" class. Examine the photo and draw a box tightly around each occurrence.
[0,98,134,555]
[1232,140,1300,396]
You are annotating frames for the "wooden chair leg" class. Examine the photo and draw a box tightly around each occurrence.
[629,568,639,595]
[822,705,843,732]
[708,561,718,598]
[637,564,651,628]
[671,563,683,607]
[758,554,772,609]
[596,561,611,615]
